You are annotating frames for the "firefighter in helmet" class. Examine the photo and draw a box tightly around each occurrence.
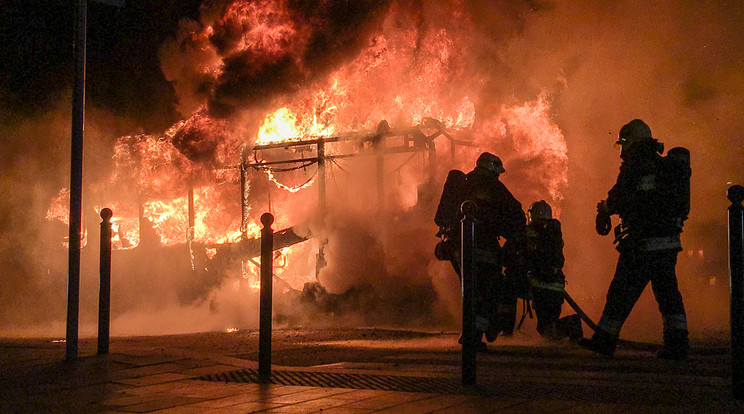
[522,201,583,340]
[580,119,691,359]
[523,201,563,338]
[434,152,525,349]
[464,152,526,345]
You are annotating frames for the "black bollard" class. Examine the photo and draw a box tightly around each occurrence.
[258,213,274,384]
[98,208,112,355]
[728,185,744,400]
[460,200,477,386]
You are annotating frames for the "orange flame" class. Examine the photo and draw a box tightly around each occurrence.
[219,0,303,58]
[44,1,569,309]
[141,187,244,246]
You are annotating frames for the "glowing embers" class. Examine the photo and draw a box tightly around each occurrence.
[46,188,71,225]
[45,188,87,249]
[239,243,319,292]
[256,107,338,146]
[46,185,245,250]
[143,186,243,247]
[46,190,138,249]
[96,204,140,250]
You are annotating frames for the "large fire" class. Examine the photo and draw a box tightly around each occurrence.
[45,1,567,321]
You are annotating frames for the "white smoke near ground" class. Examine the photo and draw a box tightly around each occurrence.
[1,1,742,344]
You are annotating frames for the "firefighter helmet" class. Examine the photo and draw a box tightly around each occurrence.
[476,152,506,174]
[616,119,652,147]
[528,200,552,223]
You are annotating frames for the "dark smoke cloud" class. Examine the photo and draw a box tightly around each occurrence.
[210,54,305,117]
[161,0,394,118]
[290,0,394,72]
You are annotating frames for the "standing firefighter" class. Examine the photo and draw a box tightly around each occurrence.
[523,201,582,340]
[435,152,526,348]
[580,119,691,359]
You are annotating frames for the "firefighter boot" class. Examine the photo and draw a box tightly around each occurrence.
[458,315,489,352]
[578,329,618,357]
[557,314,584,342]
[496,300,517,336]
[457,333,488,352]
[657,329,689,361]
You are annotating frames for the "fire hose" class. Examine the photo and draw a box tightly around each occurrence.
[518,279,599,335]
[563,289,649,348]
[563,289,598,332]
[526,277,598,332]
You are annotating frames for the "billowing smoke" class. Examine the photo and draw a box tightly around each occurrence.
[1,1,742,343]
[160,0,394,119]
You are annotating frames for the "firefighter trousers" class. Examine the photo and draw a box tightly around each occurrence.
[451,259,504,334]
[532,287,564,337]
[597,249,687,336]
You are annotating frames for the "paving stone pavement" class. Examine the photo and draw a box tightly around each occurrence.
[1,331,742,413]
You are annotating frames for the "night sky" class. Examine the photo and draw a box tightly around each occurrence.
[1,0,201,132]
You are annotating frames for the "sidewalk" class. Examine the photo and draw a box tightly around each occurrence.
[0,330,740,413]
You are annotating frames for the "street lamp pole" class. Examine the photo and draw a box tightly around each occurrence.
[66,0,87,362]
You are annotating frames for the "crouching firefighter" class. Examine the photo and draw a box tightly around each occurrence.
[434,152,526,349]
[522,200,583,341]
[581,119,691,360]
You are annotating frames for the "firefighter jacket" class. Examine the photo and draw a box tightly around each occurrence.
[464,167,526,256]
[524,218,565,284]
[605,140,690,252]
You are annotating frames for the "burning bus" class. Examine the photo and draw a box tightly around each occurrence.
[43,0,572,333]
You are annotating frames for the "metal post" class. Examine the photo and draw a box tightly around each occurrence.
[728,185,744,400]
[98,208,112,355]
[316,139,327,280]
[377,152,384,211]
[460,200,477,386]
[427,141,436,184]
[373,122,387,211]
[187,187,195,234]
[240,147,249,239]
[187,187,195,270]
[258,213,274,383]
[317,139,326,212]
[450,136,456,161]
[66,0,87,362]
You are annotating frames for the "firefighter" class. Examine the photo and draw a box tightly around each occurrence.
[524,201,567,339]
[580,119,691,360]
[465,152,526,343]
[434,152,526,348]
[521,201,583,341]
